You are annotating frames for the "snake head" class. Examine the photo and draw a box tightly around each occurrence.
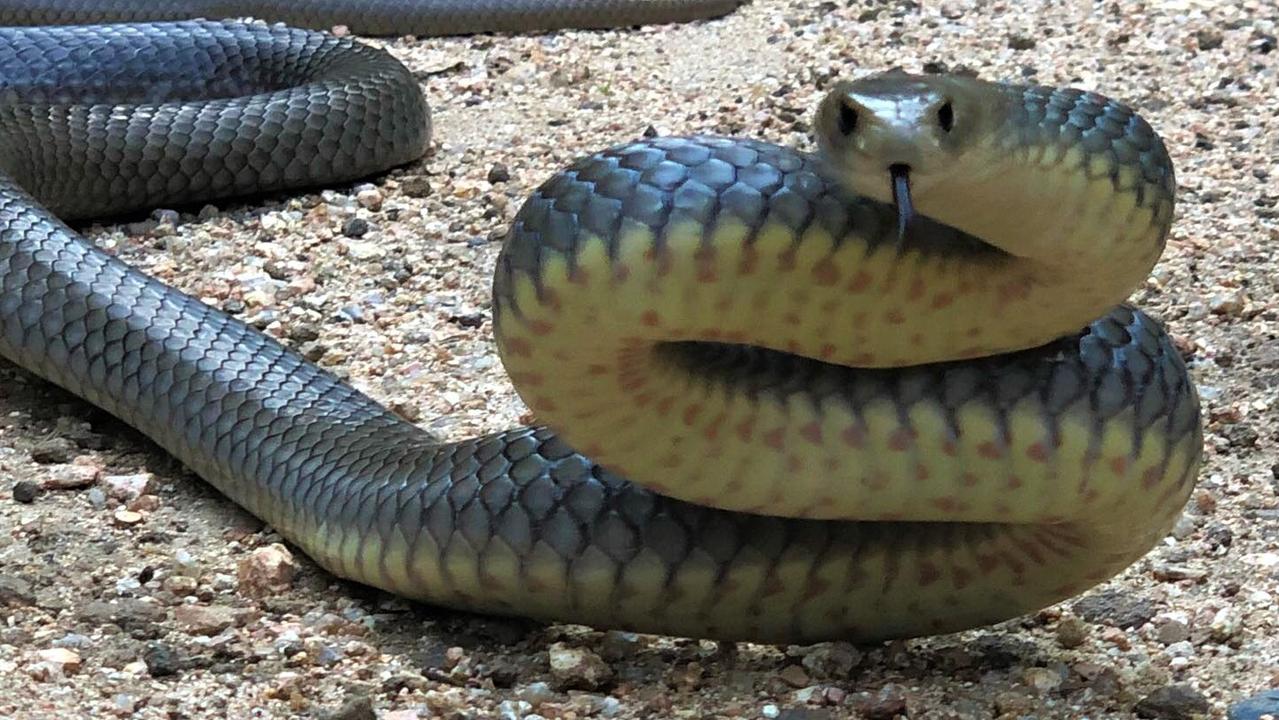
[814,71,1007,229]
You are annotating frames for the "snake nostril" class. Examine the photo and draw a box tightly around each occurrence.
[937,100,955,133]
[836,99,859,136]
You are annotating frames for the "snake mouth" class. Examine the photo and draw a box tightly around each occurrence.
[889,163,914,242]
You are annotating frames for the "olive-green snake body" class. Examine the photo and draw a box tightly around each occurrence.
[0,4,1201,643]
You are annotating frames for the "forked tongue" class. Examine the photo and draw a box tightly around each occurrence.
[890,164,913,243]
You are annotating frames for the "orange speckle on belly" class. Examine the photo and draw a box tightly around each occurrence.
[502,337,532,357]
[1109,456,1129,476]
[777,249,797,272]
[908,277,926,301]
[703,413,726,441]
[842,425,867,448]
[888,428,915,451]
[931,496,966,513]
[977,441,1004,459]
[1141,465,1163,489]
[1026,442,1049,462]
[764,427,786,450]
[508,372,544,387]
[801,422,823,444]
[812,259,839,286]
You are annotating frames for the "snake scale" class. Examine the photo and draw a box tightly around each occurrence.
[0,2,1202,644]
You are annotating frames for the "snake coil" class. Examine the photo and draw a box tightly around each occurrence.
[0,6,1200,643]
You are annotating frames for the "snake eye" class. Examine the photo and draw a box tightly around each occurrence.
[937,100,955,133]
[836,99,859,136]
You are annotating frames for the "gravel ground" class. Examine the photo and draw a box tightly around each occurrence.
[2,1,1277,718]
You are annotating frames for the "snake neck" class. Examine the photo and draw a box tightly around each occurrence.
[819,79,1177,356]
[911,139,1172,300]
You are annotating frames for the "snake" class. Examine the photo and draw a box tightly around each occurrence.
[0,4,1202,645]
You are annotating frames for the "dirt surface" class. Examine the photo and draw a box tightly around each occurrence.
[2,1,1277,718]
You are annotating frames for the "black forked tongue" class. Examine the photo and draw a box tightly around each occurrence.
[889,164,914,244]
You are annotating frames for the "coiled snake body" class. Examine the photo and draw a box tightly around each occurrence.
[0,4,1201,643]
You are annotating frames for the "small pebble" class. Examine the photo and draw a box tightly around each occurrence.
[102,473,154,501]
[323,696,375,720]
[994,691,1034,716]
[342,217,370,238]
[237,543,297,598]
[547,643,613,690]
[12,480,39,504]
[1024,666,1063,693]
[44,463,101,490]
[1073,589,1156,629]
[401,176,432,197]
[799,642,861,679]
[778,664,810,688]
[1156,618,1192,645]
[498,700,532,720]
[0,576,35,607]
[1134,684,1211,720]
[488,163,511,183]
[346,240,385,260]
[1008,33,1036,49]
[1196,28,1224,51]
[112,508,144,527]
[1210,607,1242,642]
[173,604,238,636]
[144,643,182,678]
[79,598,166,632]
[355,186,384,210]
[1056,615,1089,648]
[112,693,137,715]
[30,438,75,464]
[1153,564,1209,582]
[28,648,82,680]
[854,684,909,719]
[52,633,91,649]
[1209,290,1247,316]
[517,681,554,706]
